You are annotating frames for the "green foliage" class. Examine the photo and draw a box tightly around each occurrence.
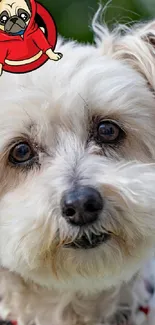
[38,0,153,42]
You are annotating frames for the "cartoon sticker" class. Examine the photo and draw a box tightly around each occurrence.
[0,0,63,75]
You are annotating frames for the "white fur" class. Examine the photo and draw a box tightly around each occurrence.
[0,8,155,325]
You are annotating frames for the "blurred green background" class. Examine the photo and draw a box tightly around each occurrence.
[38,0,155,42]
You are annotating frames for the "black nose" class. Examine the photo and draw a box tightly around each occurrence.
[10,17,18,23]
[61,186,103,226]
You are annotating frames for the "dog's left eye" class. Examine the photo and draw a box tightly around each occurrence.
[9,142,35,165]
[96,121,123,144]
[17,9,30,22]
[20,13,27,21]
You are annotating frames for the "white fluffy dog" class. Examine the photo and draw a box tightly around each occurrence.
[0,7,155,325]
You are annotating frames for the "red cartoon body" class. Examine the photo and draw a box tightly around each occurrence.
[0,0,62,74]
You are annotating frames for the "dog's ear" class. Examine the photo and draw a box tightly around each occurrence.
[93,13,155,90]
[24,0,32,12]
[112,21,155,90]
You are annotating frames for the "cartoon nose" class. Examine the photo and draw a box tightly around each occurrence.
[10,17,18,24]
[61,186,103,226]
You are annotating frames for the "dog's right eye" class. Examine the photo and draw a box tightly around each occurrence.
[0,10,9,25]
[0,13,8,25]
[0,16,8,23]
[9,142,35,165]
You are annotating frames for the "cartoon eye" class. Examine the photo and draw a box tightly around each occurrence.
[0,10,9,25]
[20,13,28,21]
[0,15,8,25]
[17,9,30,22]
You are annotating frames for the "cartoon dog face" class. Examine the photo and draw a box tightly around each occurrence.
[0,0,31,35]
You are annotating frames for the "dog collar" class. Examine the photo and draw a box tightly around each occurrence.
[11,30,25,36]
[139,305,150,315]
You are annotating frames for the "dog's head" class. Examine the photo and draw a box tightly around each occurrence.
[0,0,31,35]
[0,13,155,293]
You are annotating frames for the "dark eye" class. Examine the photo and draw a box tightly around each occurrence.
[97,121,122,143]
[0,15,8,24]
[20,13,27,21]
[17,9,30,22]
[9,142,34,165]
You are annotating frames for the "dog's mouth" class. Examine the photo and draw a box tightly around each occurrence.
[64,232,110,249]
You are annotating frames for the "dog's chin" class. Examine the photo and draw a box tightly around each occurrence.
[64,232,111,249]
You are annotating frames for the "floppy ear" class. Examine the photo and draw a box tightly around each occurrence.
[112,21,155,90]
[25,0,32,12]
[93,11,155,90]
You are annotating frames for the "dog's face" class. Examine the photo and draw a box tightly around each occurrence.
[0,0,31,35]
[0,17,155,293]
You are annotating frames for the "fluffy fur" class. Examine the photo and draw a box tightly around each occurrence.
[0,7,155,325]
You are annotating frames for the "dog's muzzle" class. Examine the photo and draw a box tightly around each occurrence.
[64,232,111,249]
[4,16,26,35]
[61,186,110,249]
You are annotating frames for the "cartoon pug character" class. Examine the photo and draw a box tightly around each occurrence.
[0,0,63,75]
